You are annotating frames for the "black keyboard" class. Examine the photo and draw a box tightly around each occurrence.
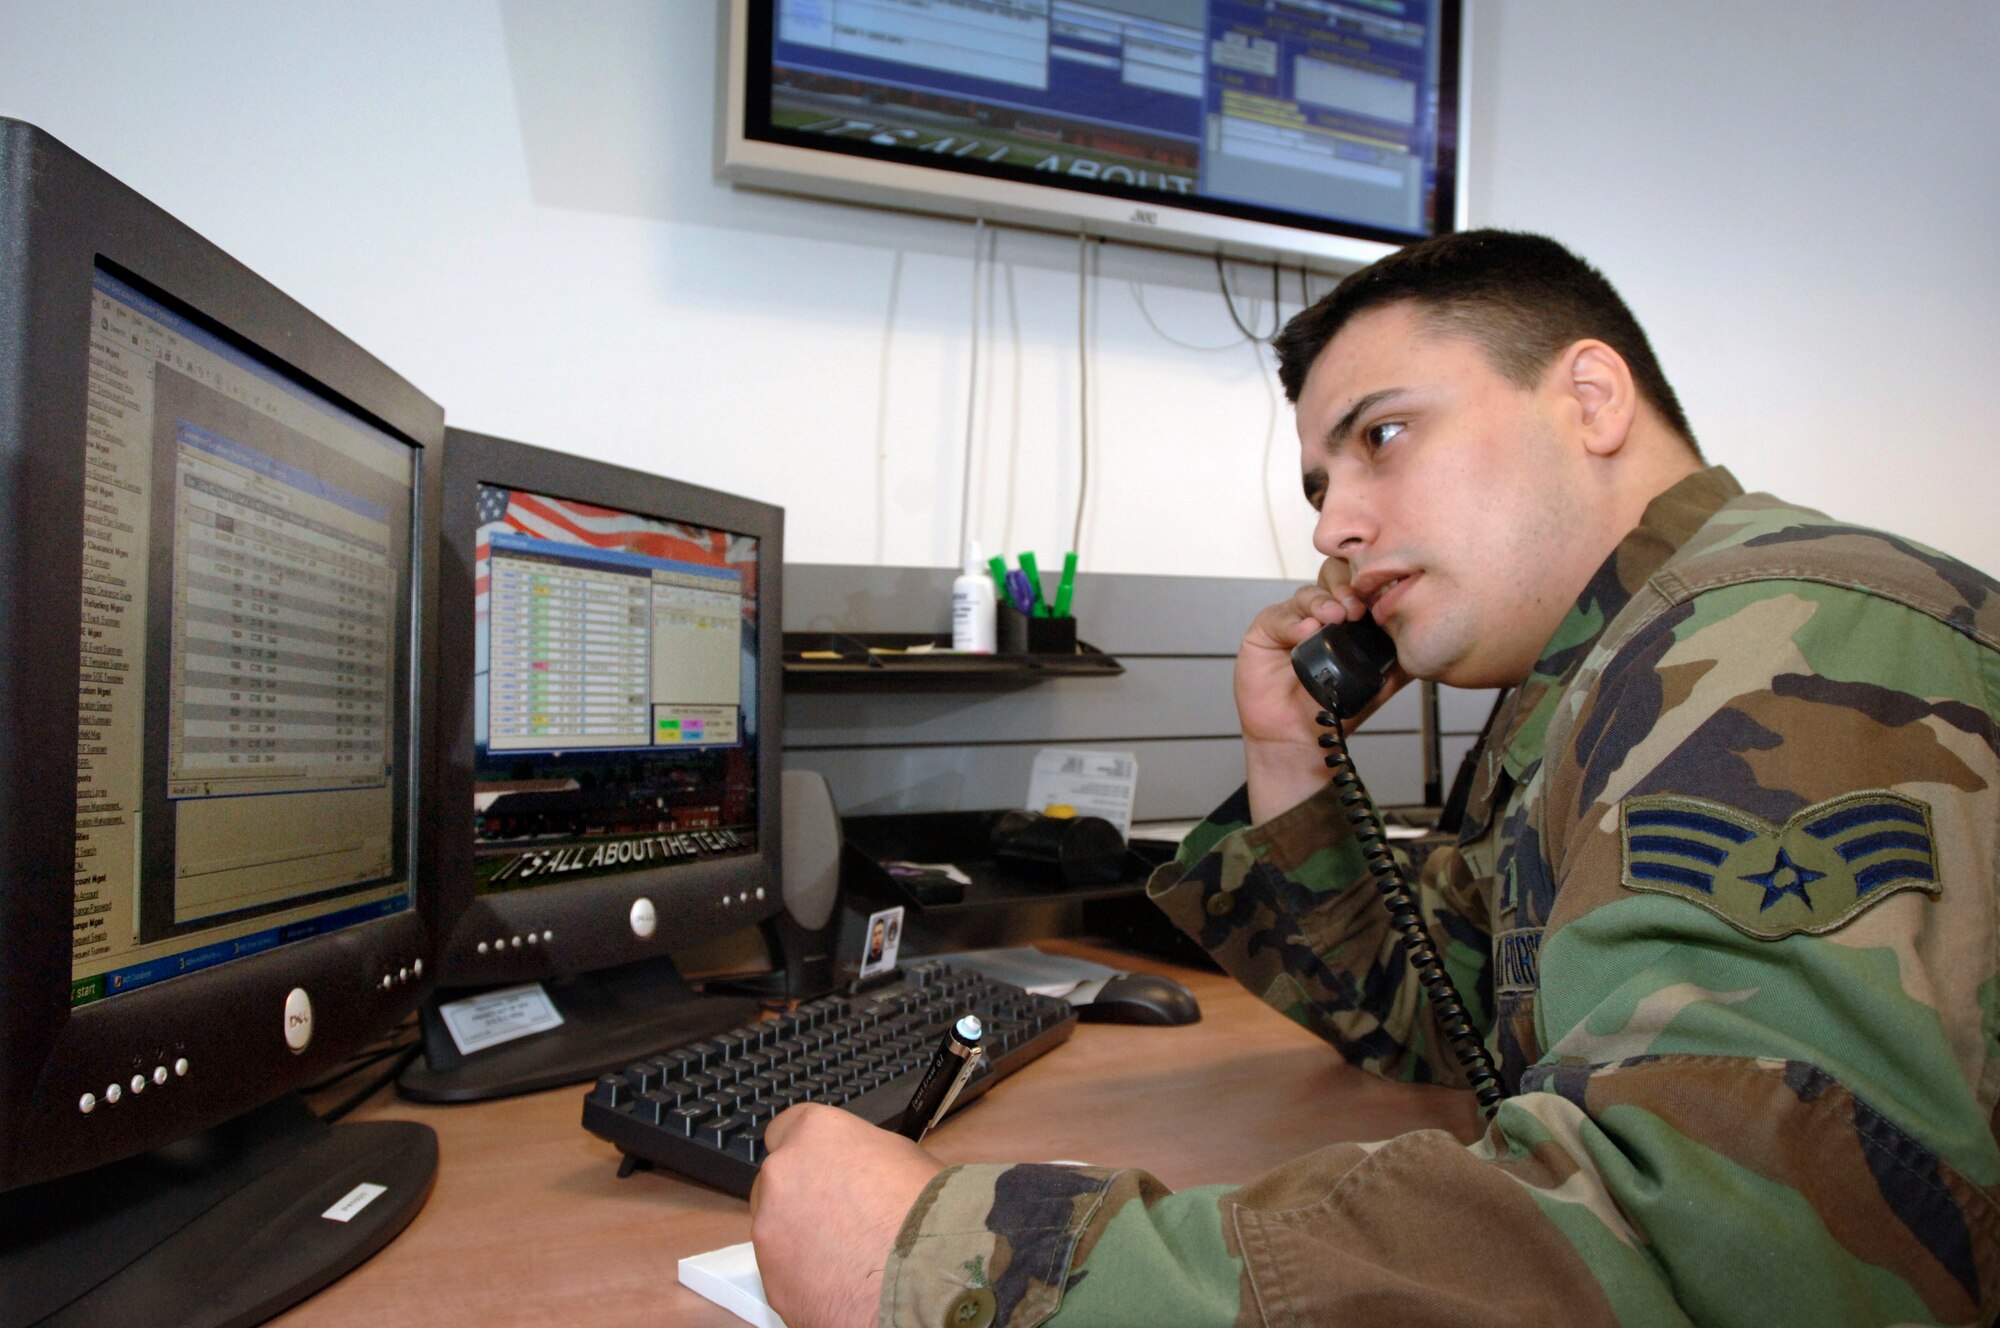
[581,960,1077,1197]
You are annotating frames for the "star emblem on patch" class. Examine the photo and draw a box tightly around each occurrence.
[1741,848,1825,911]
[1618,790,1939,939]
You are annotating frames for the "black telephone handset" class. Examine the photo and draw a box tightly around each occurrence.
[1289,617,1507,1116]
[1290,616,1397,719]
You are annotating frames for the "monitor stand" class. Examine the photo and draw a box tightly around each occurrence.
[0,1094,435,1328]
[396,954,763,1103]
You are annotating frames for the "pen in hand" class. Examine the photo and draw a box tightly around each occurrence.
[897,1014,984,1143]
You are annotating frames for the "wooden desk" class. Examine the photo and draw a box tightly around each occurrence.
[275,945,1481,1327]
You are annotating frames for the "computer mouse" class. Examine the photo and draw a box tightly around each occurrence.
[1071,972,1201,1026]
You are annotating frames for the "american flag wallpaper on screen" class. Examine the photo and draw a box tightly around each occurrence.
[470,485,760,893]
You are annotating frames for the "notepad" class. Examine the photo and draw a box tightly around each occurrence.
[679,1241,785,1328]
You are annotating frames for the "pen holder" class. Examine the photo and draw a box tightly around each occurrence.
[999,606,1076,655]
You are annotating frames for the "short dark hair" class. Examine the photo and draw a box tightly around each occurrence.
[1274,230,1700,456]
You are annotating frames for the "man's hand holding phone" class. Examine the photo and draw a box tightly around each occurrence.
[1237,559,1409,823]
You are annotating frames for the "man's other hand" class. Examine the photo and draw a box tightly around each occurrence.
[749,1103,945,1328]
[1237,558,1409,823]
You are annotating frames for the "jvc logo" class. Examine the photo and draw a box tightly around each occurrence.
[1130,209,1159,226]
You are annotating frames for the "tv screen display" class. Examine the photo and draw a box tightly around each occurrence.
[723,0,1465,266]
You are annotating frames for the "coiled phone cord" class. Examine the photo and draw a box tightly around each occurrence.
[1320,710,1506,1118]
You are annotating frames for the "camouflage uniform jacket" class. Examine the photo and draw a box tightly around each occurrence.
[879,466,2000,1327]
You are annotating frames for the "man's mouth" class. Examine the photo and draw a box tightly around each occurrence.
[1369,573,1415,621]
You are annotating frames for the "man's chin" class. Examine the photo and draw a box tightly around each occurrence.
[1389,623,1478,688]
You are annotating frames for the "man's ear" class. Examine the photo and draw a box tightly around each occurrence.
[1558,339,1637,457]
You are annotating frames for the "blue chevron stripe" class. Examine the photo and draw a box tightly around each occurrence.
[1629,861,1716,893]
[1835,829,1933,863]
[1856,859,1937,893]
[1625,808,1756,843]
[1804,802,1927,838]
[1628,834,1729,866]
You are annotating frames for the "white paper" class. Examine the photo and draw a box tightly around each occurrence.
[1025,748,1138,839]
[858,905,904,980]
[679,1241,787,1328]
[923,946,1122,998]
[885,860,971,886]
[436,982,564,1056]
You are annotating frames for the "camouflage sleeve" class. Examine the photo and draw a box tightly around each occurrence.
[879,582,2000,1327]
[1143,781,1494,1087]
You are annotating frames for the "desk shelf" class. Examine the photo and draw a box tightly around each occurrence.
[837,810,1213,968]
[782,631,1122,690]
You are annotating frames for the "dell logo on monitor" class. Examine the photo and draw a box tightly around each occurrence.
[283,988,315,1052]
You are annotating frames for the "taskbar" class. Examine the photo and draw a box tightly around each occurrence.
[69,892,411,1007]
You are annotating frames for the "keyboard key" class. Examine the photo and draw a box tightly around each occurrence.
[628,1091,672,1125]
[699,1114,747,1148]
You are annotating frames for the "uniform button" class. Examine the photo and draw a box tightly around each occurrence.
[1205,890,1236,917]
[174,1058,189,1077]
[942,1288,996,1328]
[153,1066,168,1085]
[79,1093,97,1114]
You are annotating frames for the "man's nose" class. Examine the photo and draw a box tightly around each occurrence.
[1312,486,1373,559]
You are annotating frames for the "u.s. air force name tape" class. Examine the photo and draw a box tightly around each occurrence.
[1619,789,1939,940]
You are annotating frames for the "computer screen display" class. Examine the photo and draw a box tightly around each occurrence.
[471,487,761,891]
[724,0,1465,266]
[403,430,784,1103]
[73,270,415,1011]
[0,117,443,1324]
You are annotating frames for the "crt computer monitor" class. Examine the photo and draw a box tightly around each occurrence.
[0,119,443,1327]
[398,428,792,1103]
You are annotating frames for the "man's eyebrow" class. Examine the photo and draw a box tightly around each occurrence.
[1324,387,1408,453]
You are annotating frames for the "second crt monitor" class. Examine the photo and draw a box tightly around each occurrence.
[401,429,789,1101]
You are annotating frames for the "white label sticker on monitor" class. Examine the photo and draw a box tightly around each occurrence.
[437,982,565,1056]
[322,1182,388,1223]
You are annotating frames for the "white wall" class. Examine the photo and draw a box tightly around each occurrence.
[4,1,1996,585]
[1472,2,2000,573]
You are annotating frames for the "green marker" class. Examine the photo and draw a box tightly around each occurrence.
[1018,551,1048,617]
[1053,551,1077,618]
[987,554,1009,601]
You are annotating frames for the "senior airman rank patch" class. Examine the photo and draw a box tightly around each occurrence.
[1619,790,1939,940]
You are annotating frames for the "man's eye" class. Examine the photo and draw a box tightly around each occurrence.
[1364,421,1406,449]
